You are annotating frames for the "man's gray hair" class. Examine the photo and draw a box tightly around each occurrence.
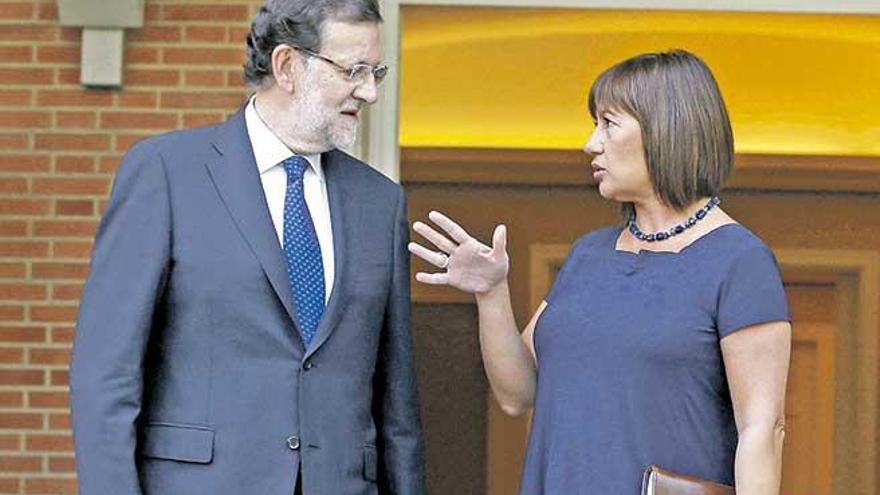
[243,0,382,86]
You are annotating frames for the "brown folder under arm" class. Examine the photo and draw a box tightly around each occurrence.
[641,465,735,495]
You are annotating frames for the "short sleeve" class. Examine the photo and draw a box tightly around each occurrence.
[716,244,790,338]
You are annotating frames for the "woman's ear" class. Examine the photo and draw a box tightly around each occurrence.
[270,44,298,93]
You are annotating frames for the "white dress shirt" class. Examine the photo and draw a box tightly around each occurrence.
[245,96,334,303]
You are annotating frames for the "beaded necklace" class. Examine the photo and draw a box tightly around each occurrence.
[627,196,721,242]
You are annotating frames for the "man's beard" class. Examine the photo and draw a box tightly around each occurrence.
[290,76,359,151]
[328,112,358,150]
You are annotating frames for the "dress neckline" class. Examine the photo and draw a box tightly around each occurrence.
[612,222,741,257]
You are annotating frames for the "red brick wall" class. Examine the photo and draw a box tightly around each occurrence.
[0,1,261,492]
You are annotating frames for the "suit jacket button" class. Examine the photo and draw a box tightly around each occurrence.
[303,361,314,371]
[287,435,300,450]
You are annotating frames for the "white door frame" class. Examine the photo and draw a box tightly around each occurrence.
[365,0,880,180]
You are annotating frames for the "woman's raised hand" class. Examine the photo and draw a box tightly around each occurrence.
[408,211,509,294]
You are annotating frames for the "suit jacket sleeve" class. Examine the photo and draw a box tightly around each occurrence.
[70,140,172,495]
[373,189,427,494]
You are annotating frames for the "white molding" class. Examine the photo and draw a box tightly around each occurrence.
[367,3,402,180]
[367,0,880,182]
[386,0,880,13]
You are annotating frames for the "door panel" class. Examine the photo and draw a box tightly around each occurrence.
[782,283,836,495]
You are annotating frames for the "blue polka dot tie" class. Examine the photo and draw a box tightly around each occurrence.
[281,156,325,347]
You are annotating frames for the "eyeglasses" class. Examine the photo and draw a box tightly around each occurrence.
[293,46,388,85]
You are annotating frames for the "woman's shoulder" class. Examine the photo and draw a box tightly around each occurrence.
[571,225,622,251]
[697,223,784,284]
[554,226,620,269]
[711,223,776,259]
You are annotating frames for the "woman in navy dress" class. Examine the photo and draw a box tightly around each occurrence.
[409,50,791,494]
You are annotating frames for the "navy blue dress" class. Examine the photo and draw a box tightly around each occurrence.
[519,224,790,494]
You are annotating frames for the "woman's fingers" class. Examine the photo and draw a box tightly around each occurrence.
[428,211,471,244]
[413,221,457,253]
[409,239,451,286]
[408,242,449,268]
[491,224,507,256]
[415,271,450,285]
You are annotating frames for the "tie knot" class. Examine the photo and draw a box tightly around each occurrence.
[282,156,308,179]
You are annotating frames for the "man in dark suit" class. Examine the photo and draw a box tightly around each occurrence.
[69,1,426,493]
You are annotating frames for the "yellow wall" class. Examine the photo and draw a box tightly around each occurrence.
[399,7,880,156]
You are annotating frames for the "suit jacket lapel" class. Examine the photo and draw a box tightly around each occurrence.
[305,150,360,359]
[204,110,304,349]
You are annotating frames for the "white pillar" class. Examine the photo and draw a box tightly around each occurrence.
[358,0,402,181]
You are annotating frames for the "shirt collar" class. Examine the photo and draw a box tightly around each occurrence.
[244,95,323,181]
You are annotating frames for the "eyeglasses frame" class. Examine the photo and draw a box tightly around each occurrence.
[292,45,388,85]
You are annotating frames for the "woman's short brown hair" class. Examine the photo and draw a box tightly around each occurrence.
[588,50,733,214]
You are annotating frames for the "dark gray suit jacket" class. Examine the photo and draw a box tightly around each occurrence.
[70,109,426,494]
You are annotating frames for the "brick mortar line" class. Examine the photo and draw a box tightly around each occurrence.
[0,420,65,426]
[0,398,47,406]
[0,215,93,220]
[11,474,77,478]
[1,64,247,72]
[23,196,109,200]
[1,173,112,179]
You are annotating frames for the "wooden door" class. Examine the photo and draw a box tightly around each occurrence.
[782,283,836,495]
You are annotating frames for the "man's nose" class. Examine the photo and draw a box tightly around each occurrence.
[353,75,378,104]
